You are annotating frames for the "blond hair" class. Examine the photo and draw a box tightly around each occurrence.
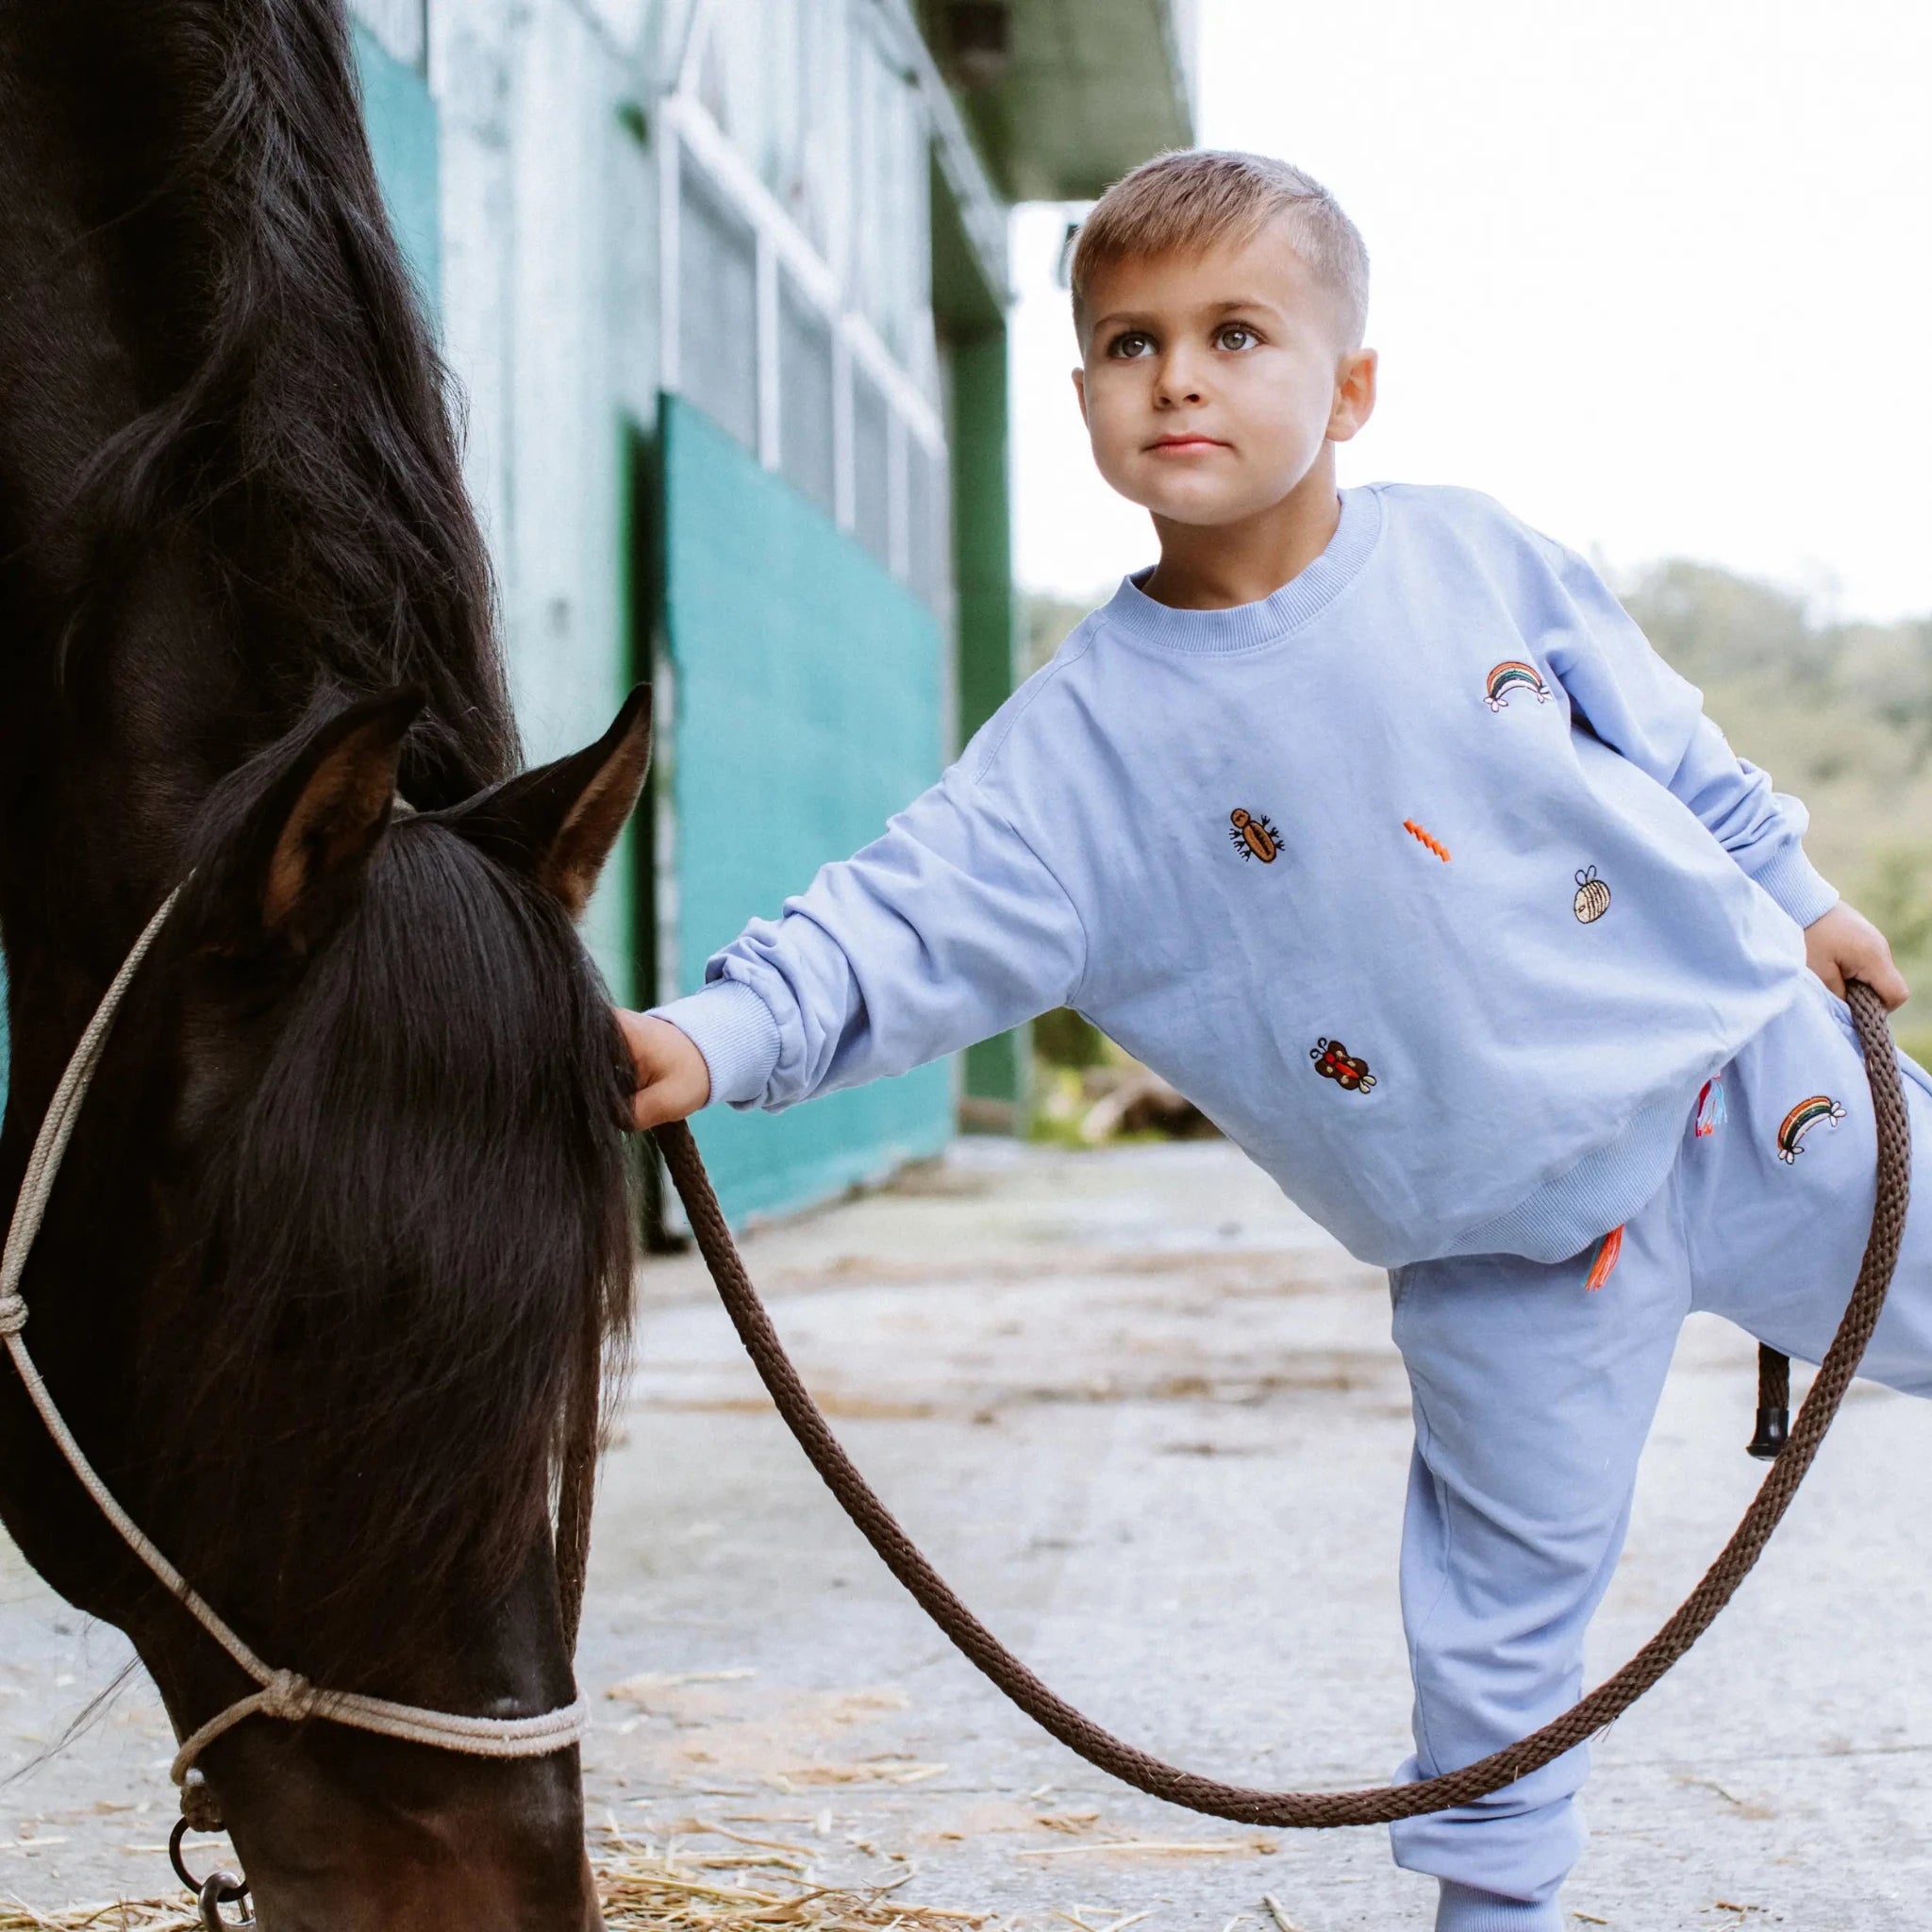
[1071,150,1370,347]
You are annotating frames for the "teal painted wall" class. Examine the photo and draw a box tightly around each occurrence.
[353,23,441,318]
[659,395,953,1222]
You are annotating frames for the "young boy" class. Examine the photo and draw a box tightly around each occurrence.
[622,152,1926,1929]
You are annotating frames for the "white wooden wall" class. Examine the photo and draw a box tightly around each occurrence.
[426,0,669,994]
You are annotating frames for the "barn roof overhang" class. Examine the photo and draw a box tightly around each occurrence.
[936,0,1197,204]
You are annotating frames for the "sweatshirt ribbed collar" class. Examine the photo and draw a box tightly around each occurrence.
[1099,485,1385,656]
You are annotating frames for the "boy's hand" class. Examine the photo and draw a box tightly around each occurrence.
[617,1010,711,1130]
[1804,901,1910,1011]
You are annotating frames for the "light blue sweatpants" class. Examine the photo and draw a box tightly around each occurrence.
[1388,971,1932,1932]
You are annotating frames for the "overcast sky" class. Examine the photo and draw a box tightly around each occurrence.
[1010,0,1932,622]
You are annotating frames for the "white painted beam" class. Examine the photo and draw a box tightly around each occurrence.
[863,0,1010,305]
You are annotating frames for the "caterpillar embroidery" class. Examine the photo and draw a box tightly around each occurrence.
[1573,865,1611,923]
[1484,659,1554,710]
[1777,1094,1846,1163]
[1310,1038,1376,1092]
[1229,808,1280,862]
[1403,819,1451,861]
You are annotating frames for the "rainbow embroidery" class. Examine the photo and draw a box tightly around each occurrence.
[1484,659,1554,711]
[1693,1074,1727,1139]
[1776,1094,1846,1164]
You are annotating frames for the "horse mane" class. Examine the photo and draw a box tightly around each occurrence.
[50,0,515,804]
[137,762,636,1684]
[8,0,631,1687]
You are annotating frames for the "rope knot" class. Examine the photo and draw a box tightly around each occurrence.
[0,1294,28,1337]
[260,1670,319,1723]
[178,1767,224,1833]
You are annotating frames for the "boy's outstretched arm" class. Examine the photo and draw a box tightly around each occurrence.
[619,764,1087,1131]
[1532,531,1908,1011]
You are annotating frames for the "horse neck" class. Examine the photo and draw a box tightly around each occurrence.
[0,12,237,1022]
[0,582,240,1155]
[0,1,508,1119]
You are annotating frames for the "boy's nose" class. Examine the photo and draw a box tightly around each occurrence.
[1155,364,1206,408]
[1151,344,1208,408]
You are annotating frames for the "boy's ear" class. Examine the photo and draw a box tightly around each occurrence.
[450,686,653,921]
[1071,366,1088,425]
[213,688,425,954]
[1327,347,1378,443]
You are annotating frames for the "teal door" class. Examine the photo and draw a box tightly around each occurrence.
[658,396,953,1222]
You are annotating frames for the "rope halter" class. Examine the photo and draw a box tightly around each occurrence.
[0,887,586,1821]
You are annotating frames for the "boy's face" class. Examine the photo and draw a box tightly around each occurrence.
[1073,217,1376,528]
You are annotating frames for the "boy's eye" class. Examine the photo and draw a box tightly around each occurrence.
[1108,330,1156,358]
[1217,324,1257,351]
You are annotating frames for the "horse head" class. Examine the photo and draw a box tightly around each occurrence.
[9,686,652,1928]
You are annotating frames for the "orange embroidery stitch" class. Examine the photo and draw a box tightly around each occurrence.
[1585,1224,1624,1291]
[1403,819,1451,862]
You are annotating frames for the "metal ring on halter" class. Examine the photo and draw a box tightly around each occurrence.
[171,1814,249,1907]
[199,1872,255,1929]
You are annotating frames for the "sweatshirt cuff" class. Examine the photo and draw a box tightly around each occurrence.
[1435,1881,1563,1932]
[649,981,781,1108]
[1744,843,1840,929]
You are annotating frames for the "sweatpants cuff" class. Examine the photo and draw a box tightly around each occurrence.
[1436,1879,1564,1932]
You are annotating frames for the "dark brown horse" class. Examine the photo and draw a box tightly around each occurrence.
[0,3,645,1924]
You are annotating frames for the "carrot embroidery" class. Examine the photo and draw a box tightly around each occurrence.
[1585,1224,1624,1290]
[1403,818,1451,862]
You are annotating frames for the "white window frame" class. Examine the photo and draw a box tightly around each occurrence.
[658,38,948,603]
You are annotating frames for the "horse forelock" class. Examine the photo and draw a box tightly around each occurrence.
[141,813,635,1689]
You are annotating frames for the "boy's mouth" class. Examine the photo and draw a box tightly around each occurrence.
[1146,434,1231,455]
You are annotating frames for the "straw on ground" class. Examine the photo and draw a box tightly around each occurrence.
[0,1843,992,1932]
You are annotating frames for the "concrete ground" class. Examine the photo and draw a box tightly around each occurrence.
[0,1139,1929,1927]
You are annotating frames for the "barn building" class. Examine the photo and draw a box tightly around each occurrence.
[0,1,1196,1225]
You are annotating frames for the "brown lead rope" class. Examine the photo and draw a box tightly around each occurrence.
[1748,1341,1793,1461]
[654,978,1909,1828]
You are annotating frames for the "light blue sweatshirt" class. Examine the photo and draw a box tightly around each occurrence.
[655,483,1836,1269]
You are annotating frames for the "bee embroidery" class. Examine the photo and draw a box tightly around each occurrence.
[1573,865,1611,924]
[1310,1038,1376,1092]
[1484,659,1555,710]
[1229,808,1280,863]
[1776,1094,1846,1163]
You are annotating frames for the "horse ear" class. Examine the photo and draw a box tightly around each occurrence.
[222,689,424,950]
[453,686,653,920]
